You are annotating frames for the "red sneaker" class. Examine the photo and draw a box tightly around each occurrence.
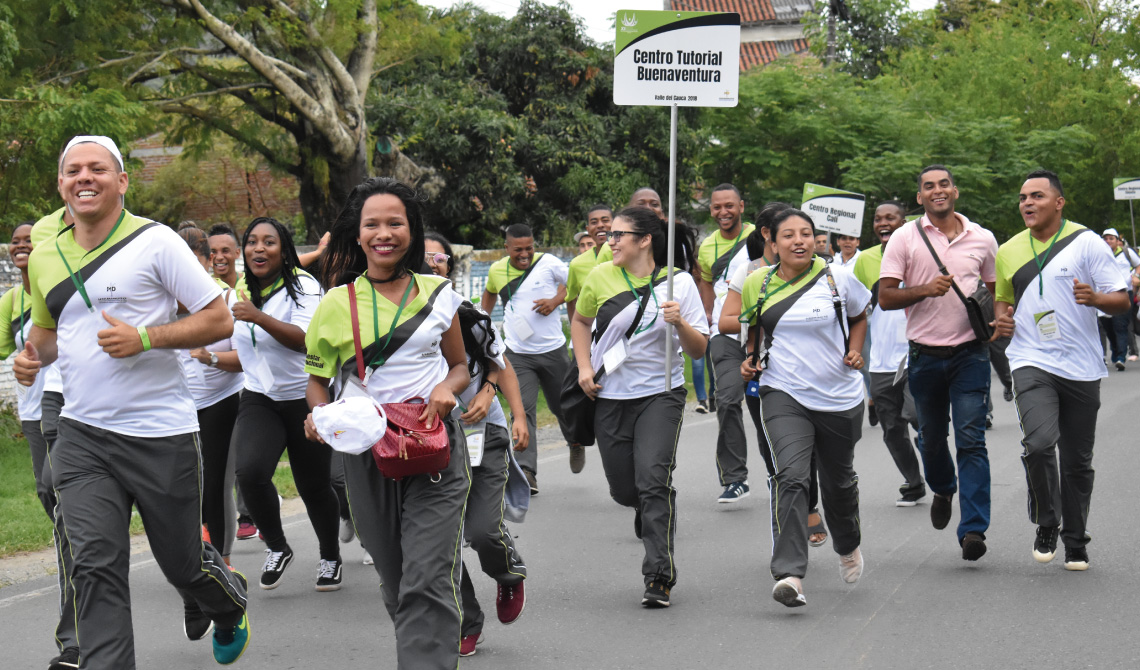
[202,525,212,545]
[459,633,482,657]
[236,517,257,541]
[496,581,526,625]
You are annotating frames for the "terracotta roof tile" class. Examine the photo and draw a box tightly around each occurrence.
[667,0,810,24]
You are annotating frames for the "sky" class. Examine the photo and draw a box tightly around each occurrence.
[422,0,941,46]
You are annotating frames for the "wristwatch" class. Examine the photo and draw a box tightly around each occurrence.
[208,352,219,368]
[482,381,501,395]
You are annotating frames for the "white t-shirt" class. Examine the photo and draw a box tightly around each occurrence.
[710,245,752,338]
[181,289,244,410]
[452,307,508,431]
[28,215,221,437]
[487,253,569,355]
[728,257,772,345]
[232,272,323,402]
[831,249,861,269]
[743,261,871,411]
[998,227,1128,381]
[866,303,909,374]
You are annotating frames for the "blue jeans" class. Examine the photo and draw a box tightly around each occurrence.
[908,342,991,541]
[691,351,715,402]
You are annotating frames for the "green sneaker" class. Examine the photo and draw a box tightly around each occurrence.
[213,613,250,665]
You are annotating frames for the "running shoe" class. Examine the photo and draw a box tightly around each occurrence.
[708,397,717,413]
[460,633,483,657]
[363,550,373,566]
[1033,525,1060,563]
[569,444,586,474]
[315,559,343,592]
[497,581,526,624]
[213,613,250,665]
[184,599,214,641]
[1115,361,1126,371]
[772,577,805,608]
[896,487,926,507]
[961,532,987,561]
[1003,386,1014,402]
[260,547,294,590]
[235,516,257,541]
[1064,546,1089,571]
[47,646,80,670]
[694,399,709,414]
[868,403,879,426]
[641,579,671,608]
[339,517,355,544]
[931,493,953,530]
[717,481,750,504]
[839,548,863,584]
[524,469,539,495]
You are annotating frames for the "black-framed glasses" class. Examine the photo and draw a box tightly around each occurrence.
[425,252,450,265]
[607,230,648,242]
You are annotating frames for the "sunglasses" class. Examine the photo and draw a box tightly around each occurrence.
[425,252,450,265]
[607,230,648,242]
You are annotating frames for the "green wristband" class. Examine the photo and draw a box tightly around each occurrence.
[137,325,152,352]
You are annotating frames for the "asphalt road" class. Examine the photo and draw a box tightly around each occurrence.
[3,369,1139,669]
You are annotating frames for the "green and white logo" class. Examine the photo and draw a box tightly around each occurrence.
[801,183,866,237]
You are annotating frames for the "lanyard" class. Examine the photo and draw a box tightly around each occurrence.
[621,267,660,335]
[17,290,25,349]
[762,263,814,304]
[714,227,744,281]
[737,256,778,323]
[1029,220,1065,297]
[247,276,284,348]
[370,276,415,368]
[54,210,126,314]
[502,259,528,307]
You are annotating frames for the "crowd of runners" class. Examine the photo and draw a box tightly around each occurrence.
[8,135,1135,669]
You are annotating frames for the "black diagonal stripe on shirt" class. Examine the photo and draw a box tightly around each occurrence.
[758,271,826,351]
[496,256,542,304]
[339,280,451,379]
[709,238,748,281]
[869,279,880,311]
[593,275,669,343]
[45,222,160,323]
[10,309,30,339]
[1009,229,1094,306]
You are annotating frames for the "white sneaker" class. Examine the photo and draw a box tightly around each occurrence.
[339,518,355,544]
[772,577,806,607]
[363,550,373,566]
[840,547,863,584]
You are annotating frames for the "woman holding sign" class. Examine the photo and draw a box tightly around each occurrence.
[737,209,870,608]
[302,178,470,670]
[231,217,343,592]
[571,206,708,608]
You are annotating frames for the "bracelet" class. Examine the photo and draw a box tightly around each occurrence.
[137,325,152,352]
[482,381,501,395]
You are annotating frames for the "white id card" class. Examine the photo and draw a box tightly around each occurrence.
[602,338,630,373]
[466,423,487,468]
[249,347,276,389]
[191,358,207,386]
[1034,310,1060,341]
[339,375,371,400]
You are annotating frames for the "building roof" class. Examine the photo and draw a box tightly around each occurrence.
[668,0,813,24]
[740,38,810,69]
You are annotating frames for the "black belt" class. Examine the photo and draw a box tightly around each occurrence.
[908,339,982,360]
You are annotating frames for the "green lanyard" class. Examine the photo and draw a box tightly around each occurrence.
[248,276,284,348]
[369,276,415,368]
[54,210,126,313]
[501,261,525,307]
[714,228,744,281]
[620,267,660,335]
[737,257,777,322]
[1029,220,1066,297]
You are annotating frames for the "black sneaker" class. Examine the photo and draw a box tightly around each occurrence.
[1064,546,1089,571]
[961,532,987,561]
[568,444,586,474]
[1115,361,1126,371]
[315,558,343,591]
[931,493,953,530]
[184,599,214,640]
[708,397,717,413]
[1033,525,1060,563]
[524,469,539,495]
[634,508,643,539]
[717,481,750,504]
[695,399,709,414]
[260,546,294,590]
[641,579,671,608]
[868,403,879,426]
[1003,386,1014,402]
[48,647,80,670]
[896,487,926,507]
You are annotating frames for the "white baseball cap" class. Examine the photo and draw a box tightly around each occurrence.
[1104,228,1121,238]
[312,397,387,454]
[59,135,124,171]
[574,231,589,243]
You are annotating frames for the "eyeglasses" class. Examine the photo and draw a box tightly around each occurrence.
[607,230,648,242]
[425,252,450,265]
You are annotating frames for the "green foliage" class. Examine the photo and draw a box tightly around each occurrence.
[804,0,916,78]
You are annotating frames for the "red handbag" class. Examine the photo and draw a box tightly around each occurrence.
[347,282,450,480]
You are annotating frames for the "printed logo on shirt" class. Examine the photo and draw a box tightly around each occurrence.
[96,283,127,304]
[420,338,441,358]
[306,353,325,370]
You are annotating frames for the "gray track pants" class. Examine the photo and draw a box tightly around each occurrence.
[868,372,925,496]
[709,334,748,486]
[1013,366,1100,549]
[23,391,77,652]
[460,423,526,636]
[760,389,862,580]
[51,419,247,670]
[506,346,574,474]
[595,388,686,587]
[343,418,470,670]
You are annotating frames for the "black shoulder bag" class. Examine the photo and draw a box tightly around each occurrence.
[914,222,994,342]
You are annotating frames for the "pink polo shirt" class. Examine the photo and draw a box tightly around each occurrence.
[879,213,998,347]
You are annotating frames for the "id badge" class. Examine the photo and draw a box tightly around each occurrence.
[249,346,276,389]
[191,358,207,386]
[602,338,630,373]
[339,375,371,400]
[1034,310,1060,342]
[745,380,760,398]
[512,316,535,341]
[466,423,487,468]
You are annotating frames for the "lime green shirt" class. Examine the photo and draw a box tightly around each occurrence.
[697,222,754,283]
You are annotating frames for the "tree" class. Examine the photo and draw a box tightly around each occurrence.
[803,0,916,79]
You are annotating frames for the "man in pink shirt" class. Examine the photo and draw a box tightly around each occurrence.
[879,165,999,562]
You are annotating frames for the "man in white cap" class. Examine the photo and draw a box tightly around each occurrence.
[14,136,250,668]
[1099,227,1139,370]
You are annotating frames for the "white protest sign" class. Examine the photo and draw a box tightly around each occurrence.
[801,183,866,238]
[1114,177,1140,200]
[613,10,740,108]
